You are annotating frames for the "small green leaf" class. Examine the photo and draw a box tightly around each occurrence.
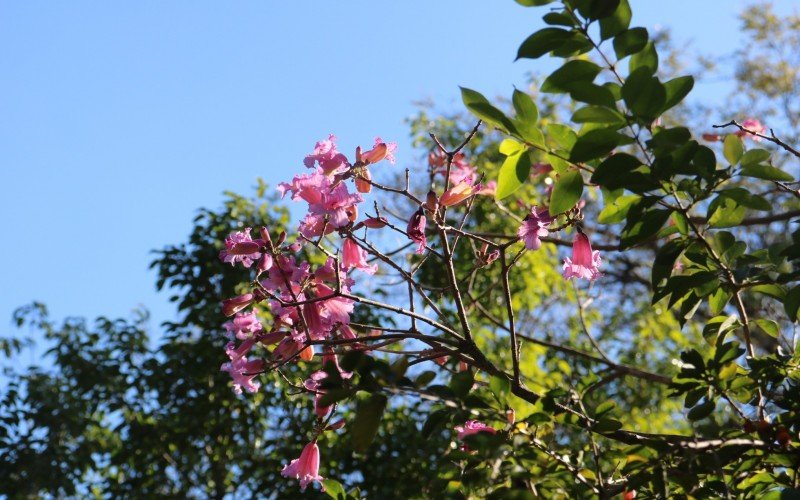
[512,89,539,124]
[740,148,771,167]
[784,286,800,321]
[741,164,793,181]
[517,28,573,59]
[622,68,666,120]
[591,153,642,188]
[599,0,631,39]
[588,0,620,20]
[549,170,584,215]
[569,128,623,163]
[499,138,525,156]
[687,400,715,421]
[571,105,626,126]
[629,41,658,74]
[450,370,474,398]
[496,151,532,201]
[541,60,601,93]
[723,135,743,165]
[754,318,779,338]
[323,479,346,499]
[613,27,648,59]
[661,75,694,112]
[594,417,623,433]
[489,375,511,397]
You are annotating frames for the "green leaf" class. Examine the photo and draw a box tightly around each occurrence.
[549,170,584,215]
[591,153,641,188]
[460,87,515,134]
[740,148,771,167]
[571,105,626,126]
[741,163,793,181]
[499,138,525,156]
[723,135,743,165]
[350,393,388,453]
[753,319,779,338]
[569,128,623,163]
[621,68,666,120]
[687,400,715,421]
[496,151,532,201]
[599,0,631,39]
[707,196,745,228]
[415,371,436,387]
[323,479,346,499]
[567,82,617,108]
[613,27,648,59]
[661,76,694,112]
[489,375,511,397]
[517,28,573,59]
[598,193,639,224]
[450,370,474,398]
[546,123,578,149]
[629,41,658,74]
[512,89,539,124]
[541,60,601,93]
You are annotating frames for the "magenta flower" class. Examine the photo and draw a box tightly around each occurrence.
[303,134,349,175]
[219,228,262,268]
[562,232,602,281]
[220,356,264,394]
[342,238,377,274]
[223,311,263,340]
[281,441,325,491]
[222,293,255,317]
[407,208,427,254]
[735,119,766,141]
[455,420,497,440]
[517,207,553,251]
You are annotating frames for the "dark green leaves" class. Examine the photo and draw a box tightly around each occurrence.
[517,28,589,59]
[571,105,626,126]
[662,76,694,112]
[599,0,631,39]
[622,67,666,121]
[591,153,642,188]
[549,170,584,215]
[723,135,744,165]
[569,128,624,162]
[613,27,648,59]
[541,60,601,93]
[350,393,388,453]
[629,41,658,74]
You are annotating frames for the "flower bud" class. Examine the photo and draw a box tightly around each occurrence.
[258,253,273,273]
[424,190,439,213]
[260,226,273,246]
[222,293,255,317]
[506,408,516,425]
[361,142,388,164]
[363,216,388,229]
[355,167,372,193]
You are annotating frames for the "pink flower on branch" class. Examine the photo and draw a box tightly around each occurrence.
[304,134,349,175]
[281,441,325,492]
[220,356,265,394]
[734,119,766,141]
[342,237,377,274]
[562,232,602,281]
[517,207,553,251]
[219,227,262,268]
[406,208,427,254]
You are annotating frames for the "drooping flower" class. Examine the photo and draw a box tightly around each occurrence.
[407,208,427,254]
[735,119,766,141]
[220,356,264,394]
[281,441,325,491]
[455,420,497,440]
[342,238,377,274]
[369,137,397,164]
[517,207,553,251]
[304,371,332,419]
[562,232,602,281]
[303,135,349,175]
[219,228,262,268]
[355,166,372,193]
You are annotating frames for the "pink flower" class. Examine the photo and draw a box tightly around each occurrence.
[223,311,263,340]
[304,135,349,175]
[407,208,427,254]
[562,232,602,281]
[222,293,256,317]
[281,441,325,491]
[368,137,397,164]
[439,181,477,207]
[355,166,372,193]
[517,207,553,251]
[735,119,766,141]
[342,238,377,274]
[304,371,332,418]
[219,228,262,268]
[220,356,264,394]
[455,420,496,440]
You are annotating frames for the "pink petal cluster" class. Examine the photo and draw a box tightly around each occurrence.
[342,238,377,274]
[281,441,325,491]
[562,232,602,281]
[223,311,263,340]
[455,420,497,440]
[220,356,264,394]
[219,228,263,268]
[303,134,349,175]
[518,207,553,251]
[430,150,477,185]
[279,170,363,238]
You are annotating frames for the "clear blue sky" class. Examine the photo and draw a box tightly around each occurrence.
[0,1,792,346]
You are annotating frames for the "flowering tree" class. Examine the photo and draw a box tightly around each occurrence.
[217,0,800,497]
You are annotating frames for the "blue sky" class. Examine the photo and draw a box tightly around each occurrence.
[0,1,793,348]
